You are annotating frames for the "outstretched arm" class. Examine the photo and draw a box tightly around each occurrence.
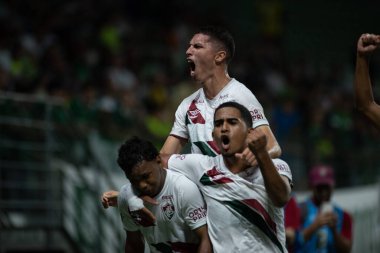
[247,128,290,207]
[355,33,380,130]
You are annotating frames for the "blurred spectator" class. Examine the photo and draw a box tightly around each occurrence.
[295,165,353,253]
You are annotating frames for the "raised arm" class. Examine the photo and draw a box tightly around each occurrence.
[247,128,291,207]
[354,33,380,130]
[235,124,281,167]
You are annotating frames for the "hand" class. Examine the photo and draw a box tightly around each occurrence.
[130,207,157,227]
[247,128,268,155]
[101,190,119,209]
[235,146,258,167]
[357,33,380,57]
[315,211,337,229]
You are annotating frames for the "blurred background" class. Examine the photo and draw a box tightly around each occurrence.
[0,0,379,252]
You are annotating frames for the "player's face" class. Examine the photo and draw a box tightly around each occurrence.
[127,158,165,197]
[213,107,249,157]
[186,33,219,83]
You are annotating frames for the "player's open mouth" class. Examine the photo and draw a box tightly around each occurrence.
[187,59,195,75]
[221,135,230,150]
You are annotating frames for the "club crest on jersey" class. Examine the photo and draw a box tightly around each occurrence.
[161,195,175,220]
[187,100,205,124]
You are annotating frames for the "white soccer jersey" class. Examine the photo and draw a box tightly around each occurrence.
[119,170,207,253]
[170,78,269,156]
[168,154,292,253]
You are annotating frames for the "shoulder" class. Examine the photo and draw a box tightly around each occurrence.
[169,153,211,164]
[272,158,291,173]
[167,170,200,191]
[229,79,256,96]
[178,88,203,106]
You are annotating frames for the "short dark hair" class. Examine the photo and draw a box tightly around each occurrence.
[214,102,253,128]
[117,136,158,175]
[198,26,235,64]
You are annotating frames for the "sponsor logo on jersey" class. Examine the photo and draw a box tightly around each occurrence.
[276,163,290,173]
[189,207,207,221]
[187,100,205,124]
[250,109,264,121]
[161,195,175,220]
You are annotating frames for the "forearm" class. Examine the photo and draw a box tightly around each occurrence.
[195,225,213,253]
[354,55,374,110]
[125,234,144,253]
[255,150,290,207]
[333,230,352,253]
[301,221,320,242]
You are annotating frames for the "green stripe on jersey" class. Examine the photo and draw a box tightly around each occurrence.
[223,200,284,253]
[193,141,218,157]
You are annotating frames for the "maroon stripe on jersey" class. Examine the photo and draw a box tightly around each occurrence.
[242,199,277,233]
[207,140,221,154]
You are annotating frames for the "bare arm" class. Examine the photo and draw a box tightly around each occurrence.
[194,225,213,253]
[247,128,290,207]
[354,33,380,129]
[160,135,187,154]
[332,228,352,253]
[125,231,144,253]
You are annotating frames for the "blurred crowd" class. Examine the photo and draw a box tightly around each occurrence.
[0,0,379,189]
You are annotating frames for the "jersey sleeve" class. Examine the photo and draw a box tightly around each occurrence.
[272,158,293,183]
[177,176,207,230]
[237,85,269,128]
[169,99,189,140]
[168,154,206,183]
[118,185,139,232]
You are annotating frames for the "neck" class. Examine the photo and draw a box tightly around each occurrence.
[202,71,232,99]
[223,155,248,174]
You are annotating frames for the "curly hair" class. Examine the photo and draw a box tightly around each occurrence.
[117,136,158,175]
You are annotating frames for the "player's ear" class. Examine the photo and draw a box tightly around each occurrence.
[215,50,226,64]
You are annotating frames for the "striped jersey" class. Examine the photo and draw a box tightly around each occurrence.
[170,78,269,156]
[168,154,292,253]
[119,170,207,253]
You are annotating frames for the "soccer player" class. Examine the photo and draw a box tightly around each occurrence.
[117,137,212,253]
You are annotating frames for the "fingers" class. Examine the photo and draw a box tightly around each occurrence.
[235,148,258,167]
[141,195,159,205]
[101,190,119,209]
